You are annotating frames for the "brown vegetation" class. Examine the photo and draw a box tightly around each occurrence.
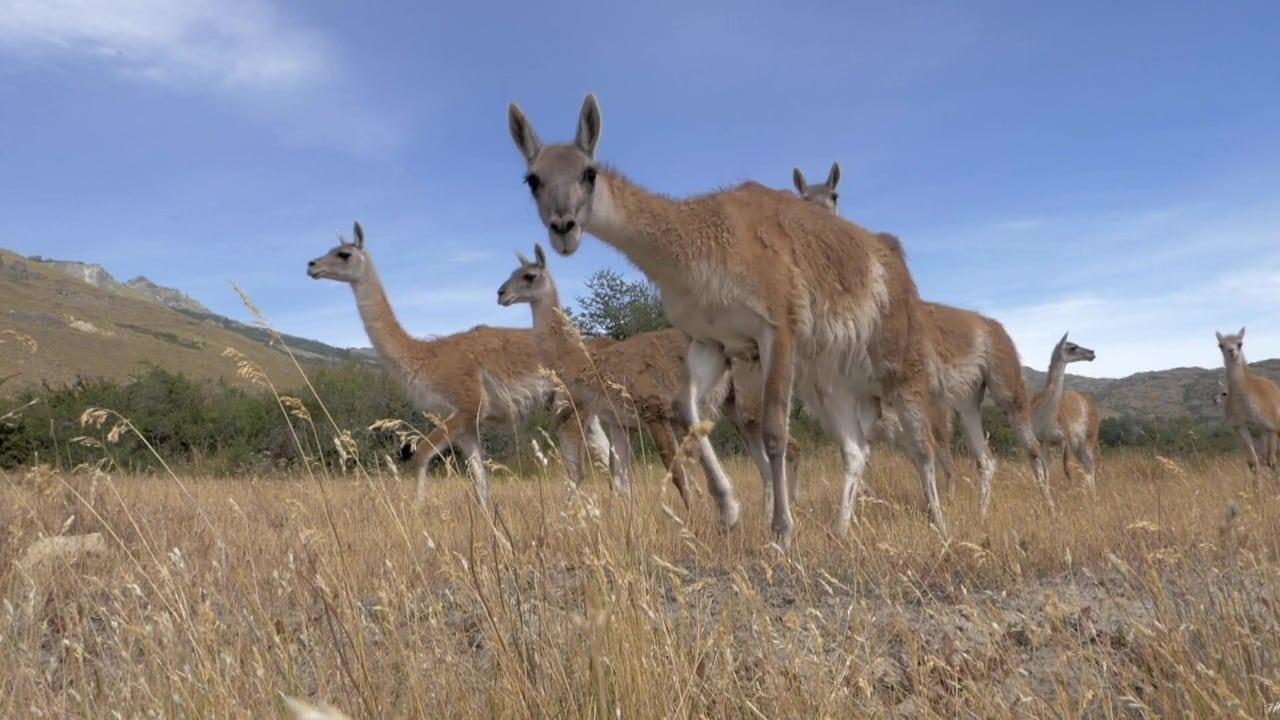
[3,448,1278,717]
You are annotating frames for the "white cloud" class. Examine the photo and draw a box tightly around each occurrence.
[0,0,404,154]
[987,263,1280,379]
[0,0,328,90]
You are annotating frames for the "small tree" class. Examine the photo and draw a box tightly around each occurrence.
[571,268,670,340]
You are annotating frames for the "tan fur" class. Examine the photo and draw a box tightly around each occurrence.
[507,95,948,543]
[499,252,696,502]
[1216,384,1278,473]
[499,251,802,506]
[923,301,1048,511]
[1056,390,1101,484]
[307,225,579,505]
[722,356,804,512]
[609,177,946,536]
[793,191,1048,516]
[1031,334,1098,498]
[1217,328,1280,483]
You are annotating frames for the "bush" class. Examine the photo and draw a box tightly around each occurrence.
[1098,415,1236,454]
[0,362,1243,476]
[570,269,669,340]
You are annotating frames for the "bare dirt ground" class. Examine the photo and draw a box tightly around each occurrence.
[2,449,1279,718]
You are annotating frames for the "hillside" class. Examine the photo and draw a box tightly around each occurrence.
[4,245,1278,419]
[1023,360,1280,420]
[0,249,371,396]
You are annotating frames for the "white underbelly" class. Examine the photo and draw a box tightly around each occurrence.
[662,293,765,357]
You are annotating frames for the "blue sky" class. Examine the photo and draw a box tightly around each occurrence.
[1,1,1277,378]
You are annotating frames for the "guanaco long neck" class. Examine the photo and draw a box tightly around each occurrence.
[1039,351,1069,422]
[350,260,418,373]
[527,280,592,387]
[1224,354,1250,390]
[587,172,700,291]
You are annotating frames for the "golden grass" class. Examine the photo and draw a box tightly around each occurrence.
[2,448,1279,718]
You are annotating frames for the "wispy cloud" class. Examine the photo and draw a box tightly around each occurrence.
[0,0,327,90]
[988,262,1280,379]
[0,0,405,154]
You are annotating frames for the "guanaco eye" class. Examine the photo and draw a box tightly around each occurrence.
[830,193,839,203]
[582,166,597,184]
[524,174,541,193]
[522,272,536,282]
[336,251,351,260]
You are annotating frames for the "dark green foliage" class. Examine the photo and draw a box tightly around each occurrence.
[978,405,1020,456]
[0,364,639,475]
[571,268,670,340]
[0,365,452,474]
[0,361,1246,476]
[1098,415,1238,454]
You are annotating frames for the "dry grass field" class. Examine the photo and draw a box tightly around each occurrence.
[3,442,1279,718]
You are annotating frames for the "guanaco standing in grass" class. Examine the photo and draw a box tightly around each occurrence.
[795,164,1051,516]
[1030,333,1099,498]
[307,223,607,505]
[507,94,948,543]
[498,245,802,506]
[1216,328,1280,485]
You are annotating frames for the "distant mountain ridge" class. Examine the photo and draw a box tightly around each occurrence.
[124,276,212,315]
[4,248,1278,419]
[1,248,374,396]
[1021,361,1280,421]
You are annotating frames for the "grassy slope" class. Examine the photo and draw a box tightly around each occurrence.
[2,447,1278,717]
[0,248,331,394]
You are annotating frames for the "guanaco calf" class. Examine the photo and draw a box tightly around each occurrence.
[1031,333,1099,497]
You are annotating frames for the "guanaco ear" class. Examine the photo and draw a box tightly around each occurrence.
[826,162,841,189]
[508,102,542,164]
[515,250,532,266]
[1238,327,1246,341]
[1059,331,1069,345]
[792,168,807,194]
[1215,331,1224,342]
[576,93,602,158]
[352,221,364,249]
[534,244,547,268]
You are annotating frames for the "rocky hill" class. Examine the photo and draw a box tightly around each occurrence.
[123,276,212,315]
[4,247,1277,419]
[0,249,372,396]
[1021,361,1280,421]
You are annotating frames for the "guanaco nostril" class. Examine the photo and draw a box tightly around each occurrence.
[550,219,576,235]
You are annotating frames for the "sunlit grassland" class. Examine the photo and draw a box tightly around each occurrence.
[3,446,1278,718]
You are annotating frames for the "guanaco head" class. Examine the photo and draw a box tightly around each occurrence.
[1053,332,1096,364]
[307,222,368,284]
[793,162,840,213]
[1215,327,1246,364]
[497,244,554,307]
[1212,379,1229,406]
[508,93,603,256]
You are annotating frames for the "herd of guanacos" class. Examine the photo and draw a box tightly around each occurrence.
[306,93,1279,546]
